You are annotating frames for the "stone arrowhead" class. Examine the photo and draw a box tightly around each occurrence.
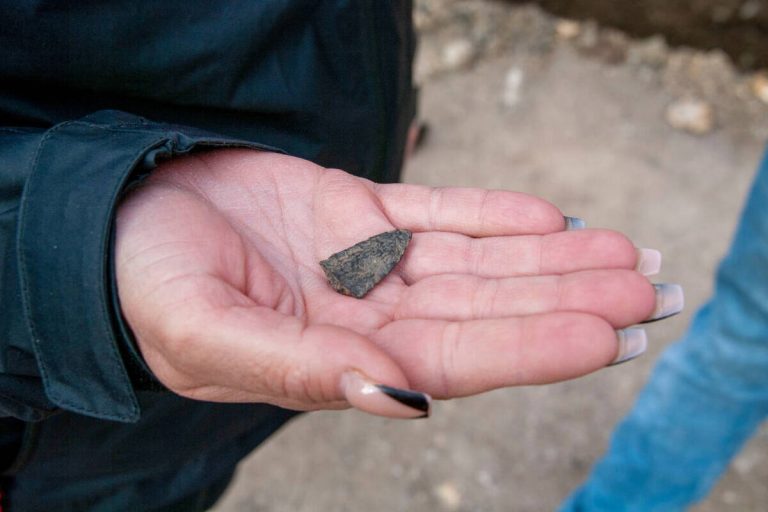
[320,229,412,298]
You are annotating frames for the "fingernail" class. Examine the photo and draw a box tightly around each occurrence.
[635,248,662,276]
[564,216,586,230]
[642,284,685,323]
[609,328,648,366]
[341,370,431,419]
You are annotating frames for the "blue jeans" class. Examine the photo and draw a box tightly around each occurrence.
[560,148,768,511]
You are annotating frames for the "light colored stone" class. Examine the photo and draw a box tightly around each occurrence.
[739,0,763,20]
[555,19,581,40]
[501,66,525,108]
[441,38,476,71]
[576,19,599,49]
[751,73,768,104]
[733,448,762,475]
[627,35,668,68]
[434,481,462,510]
[665,97,715,135]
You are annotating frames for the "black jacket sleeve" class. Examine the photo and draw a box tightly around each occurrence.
[1,110,277,423]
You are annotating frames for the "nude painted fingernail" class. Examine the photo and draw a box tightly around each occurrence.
[609,328,648,366]
[564,216,586,230]
[636,248,662,276]
[642,284,685,323]
[341,370,431,419]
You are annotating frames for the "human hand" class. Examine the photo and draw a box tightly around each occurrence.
[115,150,679,419]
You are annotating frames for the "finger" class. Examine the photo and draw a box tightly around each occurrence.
[373,183,566,236]
[313,170,396,254]
[395,270,657,328]
[399,229,651,282]
[140,296,432,420]
[373,313,645,399]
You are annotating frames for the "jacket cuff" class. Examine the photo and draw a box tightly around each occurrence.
[18,110,278,422]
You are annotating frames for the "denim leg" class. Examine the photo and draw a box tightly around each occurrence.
[560,149,768,512]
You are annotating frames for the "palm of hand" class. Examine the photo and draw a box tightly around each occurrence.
[116,150,655,413]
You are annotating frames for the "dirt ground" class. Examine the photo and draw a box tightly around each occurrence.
[507,0,768,70]
[213,2,768,511]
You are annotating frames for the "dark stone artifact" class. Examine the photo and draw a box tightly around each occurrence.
[320,229,412,298]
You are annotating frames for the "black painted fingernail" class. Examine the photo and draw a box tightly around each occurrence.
[376,384,431,417]
[341,370,431,419]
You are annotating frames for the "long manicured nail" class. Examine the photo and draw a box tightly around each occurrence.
[642,284,685,323]
[609,328,648,366]
[636,248,662,276]
[342,370,431,419]
[564,216,586,230]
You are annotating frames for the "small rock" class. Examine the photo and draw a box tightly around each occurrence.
[721,490,740,505]
[441,38,476,71]
[739,0,762,20]
[319,229,411,298]
[751,73,768,104]
[732,449,761,474]
[576,20,599,49]
[595,28,630,65]
[573,24,627,65]
[687,51,734,89]
[501,66,525,108]
[665,98,715,135]
[434,481,462,510]
[627,35,668,69]
[555,19,581,40]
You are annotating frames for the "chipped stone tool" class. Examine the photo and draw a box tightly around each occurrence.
[320,229,412,298]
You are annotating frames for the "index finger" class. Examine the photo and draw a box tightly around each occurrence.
[373,183,566,236]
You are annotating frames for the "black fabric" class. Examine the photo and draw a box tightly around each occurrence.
[7,394,299,511]
[0,1,415,510]
[0,418,23,472]
[0,1,414,182]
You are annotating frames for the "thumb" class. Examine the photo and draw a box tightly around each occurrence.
[151,305,431,419]
[298,323,432,419]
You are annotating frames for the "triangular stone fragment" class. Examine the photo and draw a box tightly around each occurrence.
[320,229,412,298]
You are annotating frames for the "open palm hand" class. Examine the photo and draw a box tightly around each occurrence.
[116,150,662,418]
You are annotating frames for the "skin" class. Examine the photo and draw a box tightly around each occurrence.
[115,149,657,416]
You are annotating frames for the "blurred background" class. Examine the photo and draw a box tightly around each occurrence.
[214,1,768,510]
